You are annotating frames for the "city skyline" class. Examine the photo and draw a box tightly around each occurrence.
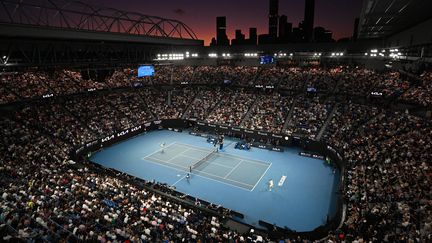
[87,0,364,45]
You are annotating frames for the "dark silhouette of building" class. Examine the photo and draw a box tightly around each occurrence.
[216,16,229,46]
[258,34,271,44]
[210,37,217,46]
[314,27,334,42]
[290,21,304,43]
[231,29,246,45]
[279,15,287,38]
[278,15,292,42]
[303,0,315,42]
[269,0,279,39]
[353,17,359,40]
[236,29,245,40]
[248,27,257,45]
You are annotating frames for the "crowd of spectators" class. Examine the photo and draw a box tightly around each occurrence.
[285,95,334,138]
[184,89,225,121]
[206,89,256,126]
[221,66,258,86]
[277,67,338,92]
[340,112,432,242]
[1,66,431,104]
[255,67,289,86]
[0,70,110,104]
[0,85,16,104]
[0,72,51,99]
[191,66,224,84]
[44,70,81,95]
[336,69,410,98]
[1,66,432,242]
[323,101,381,151]
[0,118,268,242]
[15,100,97,146]
[400,71,432,106]
[241,93,292,133]
[64,93,135,136]
[152,66,195,85]
[106,68,136,88]
[142,88,196,120]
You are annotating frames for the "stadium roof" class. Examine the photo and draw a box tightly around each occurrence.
[0,0,203,45]
[358,0,432,39]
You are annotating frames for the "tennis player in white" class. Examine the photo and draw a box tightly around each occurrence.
[268,179,274,191]
[160,142,166,153]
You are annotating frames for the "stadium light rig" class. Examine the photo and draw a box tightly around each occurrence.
[389,49,402,59]
[330,52,344,57]
[155,53,184,61]
[208,53,218,58]
[244,53,258,58]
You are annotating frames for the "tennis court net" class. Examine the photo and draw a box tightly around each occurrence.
[189,149,217,173]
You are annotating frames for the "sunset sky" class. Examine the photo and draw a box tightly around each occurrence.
[88,0,364,45]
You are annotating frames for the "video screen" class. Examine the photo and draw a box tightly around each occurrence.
[137,65,155,77]
[259,55,275,65]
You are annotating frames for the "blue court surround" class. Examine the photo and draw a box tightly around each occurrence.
[90,130,340,232]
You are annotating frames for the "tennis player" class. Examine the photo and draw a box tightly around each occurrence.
[268,179,274,191]
[160,142,166,153]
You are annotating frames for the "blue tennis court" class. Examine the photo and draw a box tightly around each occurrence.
[144,142,271,191]
[90,130,340,232]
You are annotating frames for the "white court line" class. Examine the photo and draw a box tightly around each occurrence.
[166,147,191,162]
[146,143,232,171]
[194,168,255,187]
[179,154,235,169]
[224,159,243,179]
[171,174,187,187]
[146,156,255,188]
[145,156,191,169]
[176,142,269,167]
[251,162,272,191]
[196,147,268,167]
[143,141,177,159]
[178,154,205,161]
[205,161,236,169]
[142,156,252,191]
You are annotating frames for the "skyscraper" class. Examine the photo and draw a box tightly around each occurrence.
[268,0,279,38]
[249,28,257,45]
[279,15,288,39]
[304,0,315,42]
[353,18,359,40]
[232,29,246,45]
[314,27,333,42]
[216,16,229,46]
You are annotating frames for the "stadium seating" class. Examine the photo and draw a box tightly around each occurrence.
[0,66,431,242]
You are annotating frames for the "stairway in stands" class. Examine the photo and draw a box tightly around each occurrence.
[316,104,338,141]
[239,95,259,127]
[282,95,300,132]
